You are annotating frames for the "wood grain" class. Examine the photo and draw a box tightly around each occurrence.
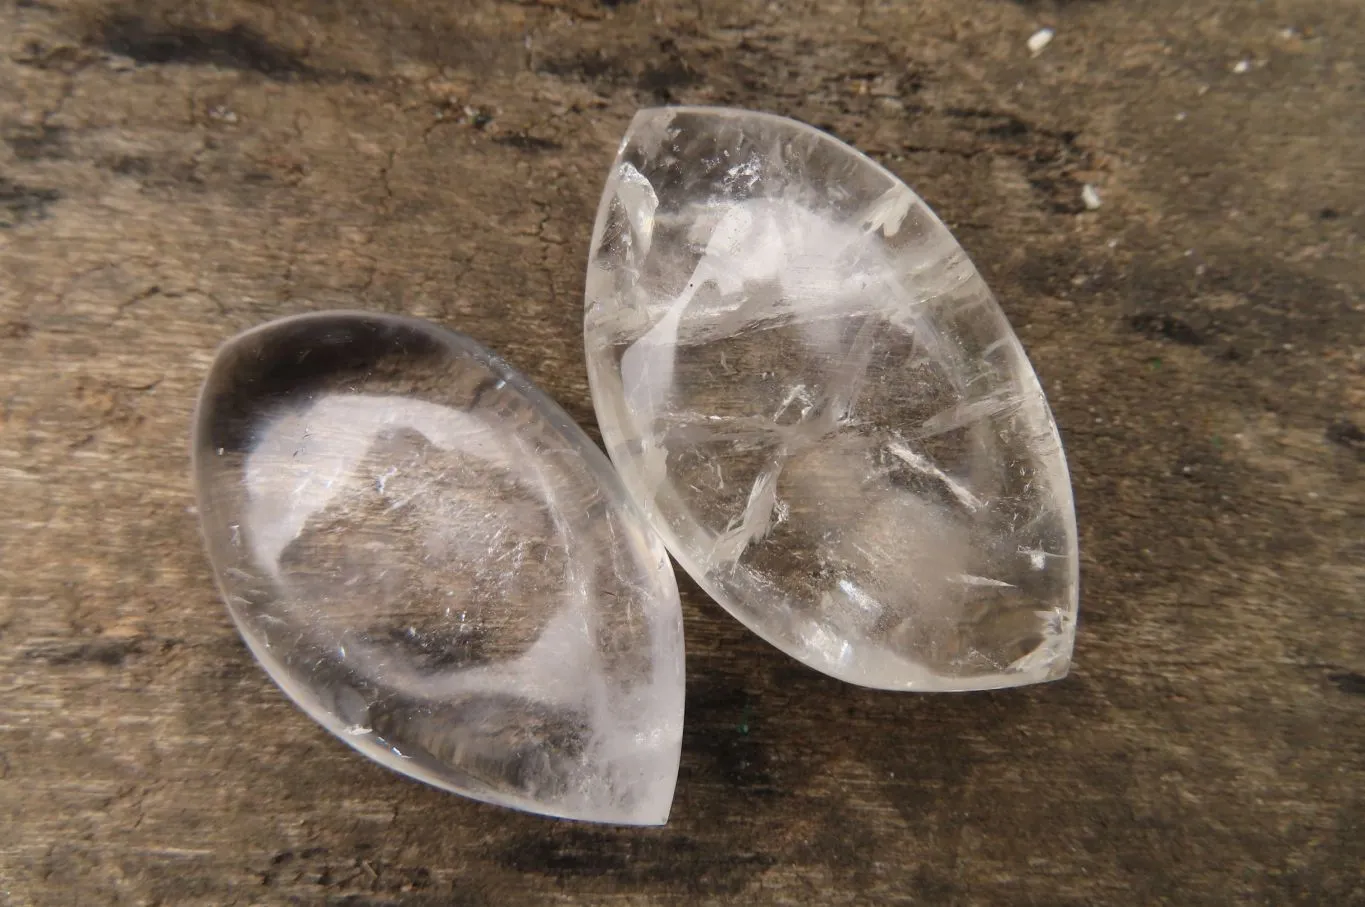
[1,1,1361,904]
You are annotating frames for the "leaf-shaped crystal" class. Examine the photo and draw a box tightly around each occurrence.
[192,312,684,823]
[585,108,1078,691]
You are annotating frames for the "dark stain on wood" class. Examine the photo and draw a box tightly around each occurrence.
[1128,312,1207,345]
[93,15,315,79]
[0,176,59,227]
[492,133,563,153]
[536,50,625,83]
[1329,672,1365,696]
[1326,419,1364,455]
[684,678,779,795]
[3,123,66,161]
[25,637,145,666]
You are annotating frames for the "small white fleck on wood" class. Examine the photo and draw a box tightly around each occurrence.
[1081,184,1102,210]
[1028,28,1055,56]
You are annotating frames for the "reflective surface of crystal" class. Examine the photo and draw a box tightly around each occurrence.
[585,108,1078,691]
[193,313,684,823]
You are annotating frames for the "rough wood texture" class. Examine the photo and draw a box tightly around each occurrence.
[1,1,1361,904]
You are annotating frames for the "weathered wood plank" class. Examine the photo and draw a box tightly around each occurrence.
[1,1,1361,904]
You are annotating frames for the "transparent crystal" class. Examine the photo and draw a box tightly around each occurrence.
[192,312,684,823]
[585,108,1078,691]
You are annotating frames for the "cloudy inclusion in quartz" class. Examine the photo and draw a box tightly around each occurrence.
[585,108,1078,691]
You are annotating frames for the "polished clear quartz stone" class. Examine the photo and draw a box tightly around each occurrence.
[585,108,1078,691]
[192,312,684,823]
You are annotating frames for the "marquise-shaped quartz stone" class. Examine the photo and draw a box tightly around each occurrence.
[192,312,684,823]
[585,108,1078,691]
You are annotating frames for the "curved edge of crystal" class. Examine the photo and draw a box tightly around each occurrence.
[192,311,685,824]
[585,108,1079,692]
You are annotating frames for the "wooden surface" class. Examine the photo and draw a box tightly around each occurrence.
[1,1,1362,904]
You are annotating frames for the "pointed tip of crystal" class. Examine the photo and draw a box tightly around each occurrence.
[193,311,685,824]
[586,107,1078,692]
